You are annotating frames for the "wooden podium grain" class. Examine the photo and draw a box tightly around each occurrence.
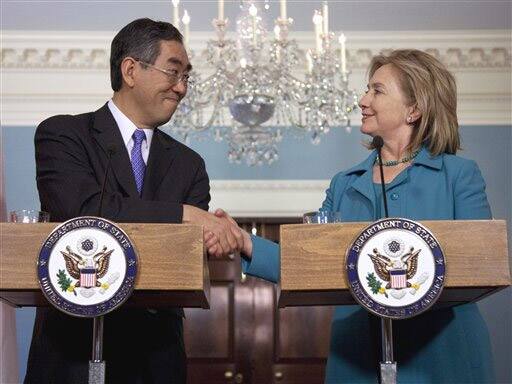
[279,220,510,307]
[0,222,210,309]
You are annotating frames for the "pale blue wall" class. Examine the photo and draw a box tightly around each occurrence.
[2,124,511,382]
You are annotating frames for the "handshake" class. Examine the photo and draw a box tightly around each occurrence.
[183,205,252,258]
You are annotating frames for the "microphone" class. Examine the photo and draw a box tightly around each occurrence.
[98,145,116,217]
[372,136,396,384]
[372,135,384,150]
[372,135,389,218]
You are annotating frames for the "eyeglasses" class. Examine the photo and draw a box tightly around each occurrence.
[135,60,192,87]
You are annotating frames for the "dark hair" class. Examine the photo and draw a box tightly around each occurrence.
[110,18,183,91]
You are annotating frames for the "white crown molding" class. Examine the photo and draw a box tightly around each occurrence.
[2,30,510,69]
[1,29,511,126]
[209,180,329,218]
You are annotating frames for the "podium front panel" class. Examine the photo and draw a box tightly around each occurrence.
[279,220,510,307]
[0,223,210,308]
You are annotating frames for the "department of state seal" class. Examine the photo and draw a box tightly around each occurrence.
[346,218,445,319]
[37,217,138,317]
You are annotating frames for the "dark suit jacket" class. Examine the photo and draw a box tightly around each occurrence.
[25,103,209,384]
[35,102,209,222]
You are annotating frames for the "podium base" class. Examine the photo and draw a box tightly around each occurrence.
[380,362,397,384]
[89,361,105,384]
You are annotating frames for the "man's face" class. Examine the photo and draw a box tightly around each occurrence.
[133,40,190,128]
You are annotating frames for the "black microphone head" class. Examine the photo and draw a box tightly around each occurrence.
[106,145,117,156]
[372,135,384,149]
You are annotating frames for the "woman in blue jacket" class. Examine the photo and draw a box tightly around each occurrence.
[210,49,494,383]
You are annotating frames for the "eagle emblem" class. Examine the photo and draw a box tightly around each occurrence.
[368,246,421,290]
[60,244,113,289]
[55,236,118,298]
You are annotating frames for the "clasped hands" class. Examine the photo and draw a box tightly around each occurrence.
[183,205,251,258]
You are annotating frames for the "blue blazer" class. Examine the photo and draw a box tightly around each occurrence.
[243,147,495,383]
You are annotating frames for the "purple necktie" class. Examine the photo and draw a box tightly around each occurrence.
[131,129,146,195]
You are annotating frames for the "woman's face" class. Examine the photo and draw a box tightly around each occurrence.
[359,64,412,140]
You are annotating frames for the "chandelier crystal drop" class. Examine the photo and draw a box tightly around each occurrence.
[168,1,359,166]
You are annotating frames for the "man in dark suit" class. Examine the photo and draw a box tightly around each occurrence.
[25,18,241,384]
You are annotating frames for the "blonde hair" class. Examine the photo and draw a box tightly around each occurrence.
[368,49,460,155]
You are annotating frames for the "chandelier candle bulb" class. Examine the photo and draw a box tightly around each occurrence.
[322,2,329,35]
[306,51,313,74]
[249,4,257,17]
[280,0,287,20]
[249,4,258,45]
[339,33,347,72]
[182,10,190,46]
[172,0,180,30]
[313,11,323,54]
[274,25,281,41]
[218,0,224,20]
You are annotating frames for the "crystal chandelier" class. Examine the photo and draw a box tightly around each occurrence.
[169,1,359,166]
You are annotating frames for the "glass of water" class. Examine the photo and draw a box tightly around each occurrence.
[9,209,50,223]
[303,211,342,224]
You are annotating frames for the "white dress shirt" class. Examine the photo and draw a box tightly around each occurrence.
[108,99,154,164]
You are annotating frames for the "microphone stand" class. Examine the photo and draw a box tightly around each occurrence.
[89,317,105,384]
[89,146,115,384]
[374,137,397,384]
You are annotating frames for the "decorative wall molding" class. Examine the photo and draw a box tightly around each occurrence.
[1,31,113,69]
[2,45,510,71]
[1,29,511,126]
[209,180,329,217]
[1,30,511,70]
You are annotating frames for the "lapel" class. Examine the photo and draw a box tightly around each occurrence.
[141,128,178,200]
[344,146,440,218]
[384,146,441,192]
[412,146,443,170]
[346,151,378,207]
[91,103,139,197]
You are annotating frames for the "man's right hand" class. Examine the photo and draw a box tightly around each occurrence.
[210,208,252,259]
[183,205,243,257]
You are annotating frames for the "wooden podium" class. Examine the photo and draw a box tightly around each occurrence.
[0,222,210,309]
[279,220,510,308]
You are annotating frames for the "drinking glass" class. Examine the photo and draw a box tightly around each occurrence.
[303,211,342,224]
[9,209,50,223]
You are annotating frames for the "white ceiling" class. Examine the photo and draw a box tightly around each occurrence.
[1,0,510,32]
